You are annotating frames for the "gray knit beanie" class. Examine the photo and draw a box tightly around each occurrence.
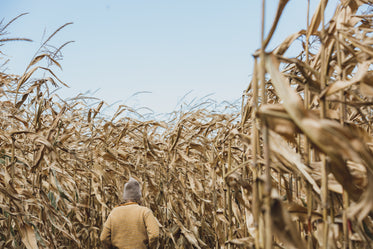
[123,177,142,201]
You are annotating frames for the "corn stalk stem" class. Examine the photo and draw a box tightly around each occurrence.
[251,58,261,249]
[11,138,15,181]
[320,1,329,248]
[260,0,272,248]
[336,17,350,246]
[305,1,314,248]
[263,124,272,249]
[227,141,233,248]
[212,156,218,249]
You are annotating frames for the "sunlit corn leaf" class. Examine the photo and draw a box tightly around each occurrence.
[269,131,321,195]
[258,104,301,143]
[19,223,39,249]
[323,61,372,96]
[306,0,329,39]
[29,53,62,69]
[225,237,255,247]
[313,222,340,249]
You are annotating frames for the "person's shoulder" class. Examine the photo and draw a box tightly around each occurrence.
[137,205,150,211]
[107,205,130,218]
[109,205,129,214]
[107,206,119,216]
[139,206,155,216]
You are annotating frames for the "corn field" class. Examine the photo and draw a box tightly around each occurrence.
[1,1,373,248]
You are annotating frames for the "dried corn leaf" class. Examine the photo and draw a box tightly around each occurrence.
[19,223,39,249]
[270,131,321,194]
[323,61,373,96]
[226,237,255,247]
[306,0,329,38]
[271,196,307,249]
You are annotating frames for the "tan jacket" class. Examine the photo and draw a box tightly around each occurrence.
[100,202,159,249]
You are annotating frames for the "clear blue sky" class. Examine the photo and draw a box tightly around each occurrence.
[1,0,338,115]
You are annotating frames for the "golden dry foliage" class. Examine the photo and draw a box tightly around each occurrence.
[0,1,373,248]
[241,0,373,248]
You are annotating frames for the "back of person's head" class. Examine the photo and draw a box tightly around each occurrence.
[123,177,142,202]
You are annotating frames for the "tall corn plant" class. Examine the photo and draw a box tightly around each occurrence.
[239,0,373,248]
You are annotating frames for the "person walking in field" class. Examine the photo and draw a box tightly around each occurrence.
[100,177,160,249]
